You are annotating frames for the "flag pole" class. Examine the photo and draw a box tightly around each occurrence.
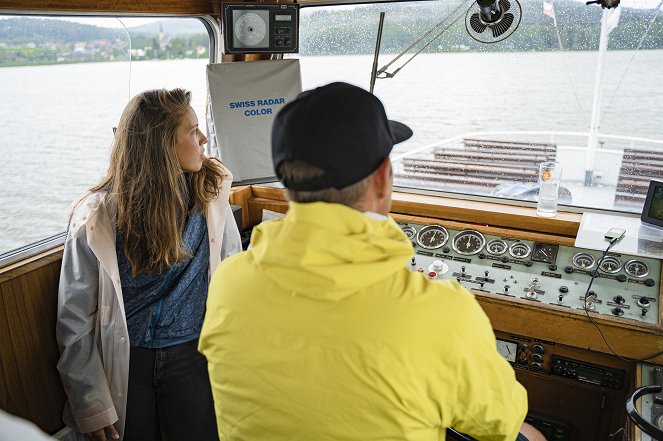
[584,9,610,186]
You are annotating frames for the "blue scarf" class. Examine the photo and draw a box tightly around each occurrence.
[117,210,210,348]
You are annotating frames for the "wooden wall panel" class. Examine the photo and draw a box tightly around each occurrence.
[0,254,66,434]
[0,0,214,14]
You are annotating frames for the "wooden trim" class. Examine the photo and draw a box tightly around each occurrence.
[475,291,663,364]
[0,247,63,283]
[247,197,288,226]
[390,192,581,237]
[229,185,253,230]
[0,0,215,14]
[248,185,582,236]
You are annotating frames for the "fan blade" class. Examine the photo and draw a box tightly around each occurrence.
[470,13,488,33]
[492,13,514,37]
[500,0,511,12]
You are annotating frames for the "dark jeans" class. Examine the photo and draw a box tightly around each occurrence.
[124,338,218,441]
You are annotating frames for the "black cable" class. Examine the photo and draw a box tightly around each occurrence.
[582,238,663,362]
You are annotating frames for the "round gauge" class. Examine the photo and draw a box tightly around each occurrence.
[598,256,621,274]
[572,252,596,270]
[400,225,416,240]
[486,239,508,256]
[625,259,649,278]
[452,230,486,255]
[416,225,449,250]
[235,12,267,47]
[508,242,531,259]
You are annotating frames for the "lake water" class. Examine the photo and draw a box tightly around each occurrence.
[1,50,663,254]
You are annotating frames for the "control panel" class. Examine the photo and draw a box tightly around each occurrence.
[495,332,626,389]
[399,222,661,324]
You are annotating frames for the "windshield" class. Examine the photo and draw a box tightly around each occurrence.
[0,15,212,256]
[294,0,663,213]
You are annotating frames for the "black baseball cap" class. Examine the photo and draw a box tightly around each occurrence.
[272,82,413,191]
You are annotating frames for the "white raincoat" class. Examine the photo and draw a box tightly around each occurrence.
[56,164,241,440]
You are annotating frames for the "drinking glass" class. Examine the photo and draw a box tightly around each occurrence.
[537,162,563,217]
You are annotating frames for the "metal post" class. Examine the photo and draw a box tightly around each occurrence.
[585,9,610,186]
[369,12,386,94]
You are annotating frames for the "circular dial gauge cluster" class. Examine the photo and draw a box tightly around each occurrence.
[452,230,486,255]
[508,242,531,259]
[416,225,449,250]
[569,254,650,277]
[572,252,596,270]
[486,239,508,256]
[625,259,649,278]
[400,225,416,240]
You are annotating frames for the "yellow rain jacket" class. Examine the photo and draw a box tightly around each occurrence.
[200,202,527,441]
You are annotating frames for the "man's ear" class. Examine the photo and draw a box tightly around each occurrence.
[374,157,393,199]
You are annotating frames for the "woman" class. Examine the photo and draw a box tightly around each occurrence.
[56,89,241,441]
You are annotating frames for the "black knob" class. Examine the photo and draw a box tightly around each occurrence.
[638,297,650,308]
[558,294,564,302]
[501,256,509,263]
[642,308,648,317]
[461,266,466,273]
[442,247,450,253]
[504,285,510,293]
[616,274,627,282]
[645,278,656,287]
[549,264,558,271]
[484,270,489,277]
[564,266,574,274]
[587,290,596,298]
[410,257,416,266]
[559,286,569,294]
[525,260,533,267]
[478,253,486,259]
[612,307,624,316]
[531,353,543,363]
[533,344,544,354]
[613,295,625,305]
[518,357,528,365]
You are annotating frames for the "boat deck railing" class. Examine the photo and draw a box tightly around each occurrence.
[392,130,663,213]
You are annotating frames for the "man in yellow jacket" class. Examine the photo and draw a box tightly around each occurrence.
[200,82,545,441]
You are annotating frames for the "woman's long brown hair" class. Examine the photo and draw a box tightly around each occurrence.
[92,88,225,274]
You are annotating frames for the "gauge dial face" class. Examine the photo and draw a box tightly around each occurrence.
[400,225,416,240]
[416,225,449,250]
[235,12,267,47]
[531,243,559,264]
[598,256,622,274]
[625,259,649,278]
[496,339,517,363]
[486,239,508,256]
[572,252,596,270]
[508,242,531,259]
[452,230,486,255]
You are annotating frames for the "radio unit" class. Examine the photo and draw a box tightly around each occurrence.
[551,356,624,390]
